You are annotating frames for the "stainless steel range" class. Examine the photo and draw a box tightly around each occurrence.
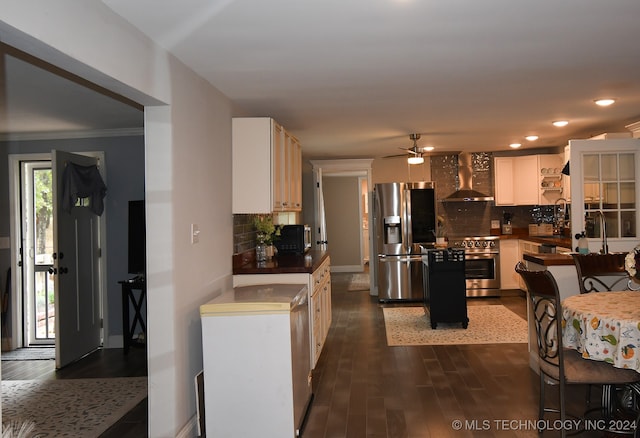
[449,236,500,296]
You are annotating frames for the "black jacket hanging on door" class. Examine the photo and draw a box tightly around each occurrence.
[61,162,107,215]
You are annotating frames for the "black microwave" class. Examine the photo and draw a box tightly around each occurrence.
[274,225,312,255]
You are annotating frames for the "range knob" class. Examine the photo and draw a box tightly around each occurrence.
[475,241,481,247]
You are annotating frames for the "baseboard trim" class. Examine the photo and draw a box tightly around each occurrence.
[177,415,199,438]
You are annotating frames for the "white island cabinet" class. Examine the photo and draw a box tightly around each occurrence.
[233,255,331,368]
[200,283,312,437]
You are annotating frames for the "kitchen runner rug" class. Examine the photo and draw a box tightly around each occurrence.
[1,347,55,361]
[1,377,147,437]
[383,305,528,346]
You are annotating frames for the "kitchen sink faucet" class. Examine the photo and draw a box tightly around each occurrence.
[554,197,567,234]
[594,210,608,254]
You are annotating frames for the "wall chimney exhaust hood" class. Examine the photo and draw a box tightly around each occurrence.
[441,152,494,202]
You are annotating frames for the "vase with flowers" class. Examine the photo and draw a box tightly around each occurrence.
[434,215,447,245]
[253,215,280,261]
[624,244,640,290]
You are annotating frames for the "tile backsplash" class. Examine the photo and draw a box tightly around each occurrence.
[431,152,557,236]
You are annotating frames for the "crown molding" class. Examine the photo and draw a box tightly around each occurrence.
[0,127,144,142]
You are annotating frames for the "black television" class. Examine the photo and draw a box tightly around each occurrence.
[128,200,146,276]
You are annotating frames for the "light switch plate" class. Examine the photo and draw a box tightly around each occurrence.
[491,220,500,229]
[191,224,200,244]
[0,237,9,249]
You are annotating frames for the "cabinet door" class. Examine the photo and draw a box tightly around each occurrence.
[494,157,515,205]
[232,117,274,214]
[514,155,539,205]
[272,123,286,211]
[290,137,302,211]
[499,239,520,289]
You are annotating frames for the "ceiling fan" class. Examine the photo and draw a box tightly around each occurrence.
[383,133,429,164]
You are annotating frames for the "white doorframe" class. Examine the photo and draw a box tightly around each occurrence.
[8,152,109,350]
[309,159,375,289]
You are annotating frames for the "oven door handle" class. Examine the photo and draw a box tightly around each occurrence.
[465,252,499,258]
[378,254,423,263]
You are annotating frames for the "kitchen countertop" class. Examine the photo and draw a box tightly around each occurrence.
[523,252,575,266]
[491,228,572,249]
[233,249,329,275]
[200,283,307,316]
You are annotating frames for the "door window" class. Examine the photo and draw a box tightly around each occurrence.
[582,152,636,238]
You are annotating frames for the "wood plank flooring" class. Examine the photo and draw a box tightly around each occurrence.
[304,274,611,438]
[1,275,626,437]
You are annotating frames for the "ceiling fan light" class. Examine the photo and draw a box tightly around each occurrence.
[407,156,424,165]
[594,98,616,107]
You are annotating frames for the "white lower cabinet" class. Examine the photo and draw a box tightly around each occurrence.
[310,257,331,365]
[200,284,311,437]
[499,239,521,289]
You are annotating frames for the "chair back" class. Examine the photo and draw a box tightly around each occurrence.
[515,262,564,380]
[572,253,628,293]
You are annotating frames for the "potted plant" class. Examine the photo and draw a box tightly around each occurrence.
[253,215,280,261]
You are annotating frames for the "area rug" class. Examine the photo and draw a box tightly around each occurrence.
[1,377,147,437]
[383,305,528,346]
[1,347,55,361]
[347,273,370,291]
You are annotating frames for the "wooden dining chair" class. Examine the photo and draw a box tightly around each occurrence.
[515,262,640,438]
[572,253,629,294]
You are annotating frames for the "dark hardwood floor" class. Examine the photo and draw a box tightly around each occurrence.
[1,275,624,437]
[304,274,611,438]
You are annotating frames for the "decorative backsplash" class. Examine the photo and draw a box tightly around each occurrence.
[430,152,493,201]
[431,152,557,236]
[233,214,259,254]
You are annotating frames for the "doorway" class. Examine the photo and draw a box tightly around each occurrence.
[8,151,107,364]
[20,160,55,346]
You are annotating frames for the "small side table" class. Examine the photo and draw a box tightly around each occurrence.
[119,278,146,354]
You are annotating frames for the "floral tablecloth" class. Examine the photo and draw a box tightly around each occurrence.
[562,291,640,373]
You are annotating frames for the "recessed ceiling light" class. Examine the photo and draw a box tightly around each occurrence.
[424,146,435,152]
[594,98,616,107]
[553,120,569,127]
[525,135,539,141]
[509,143,522,149]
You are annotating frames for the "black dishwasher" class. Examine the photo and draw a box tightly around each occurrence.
[423,248,468,329]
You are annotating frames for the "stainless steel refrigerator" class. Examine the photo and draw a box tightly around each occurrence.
[373,182,436,301]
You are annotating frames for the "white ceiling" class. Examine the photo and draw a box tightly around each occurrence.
[3,0,640,160]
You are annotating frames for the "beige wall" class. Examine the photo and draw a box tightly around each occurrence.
[323,176,362,269]
[371,157,432,184]
[1,3,234,435]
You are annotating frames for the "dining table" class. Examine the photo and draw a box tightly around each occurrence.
[562,290,640,373]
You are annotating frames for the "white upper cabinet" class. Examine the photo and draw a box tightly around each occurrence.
[494,154,564,206]
[232,117,302,214]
